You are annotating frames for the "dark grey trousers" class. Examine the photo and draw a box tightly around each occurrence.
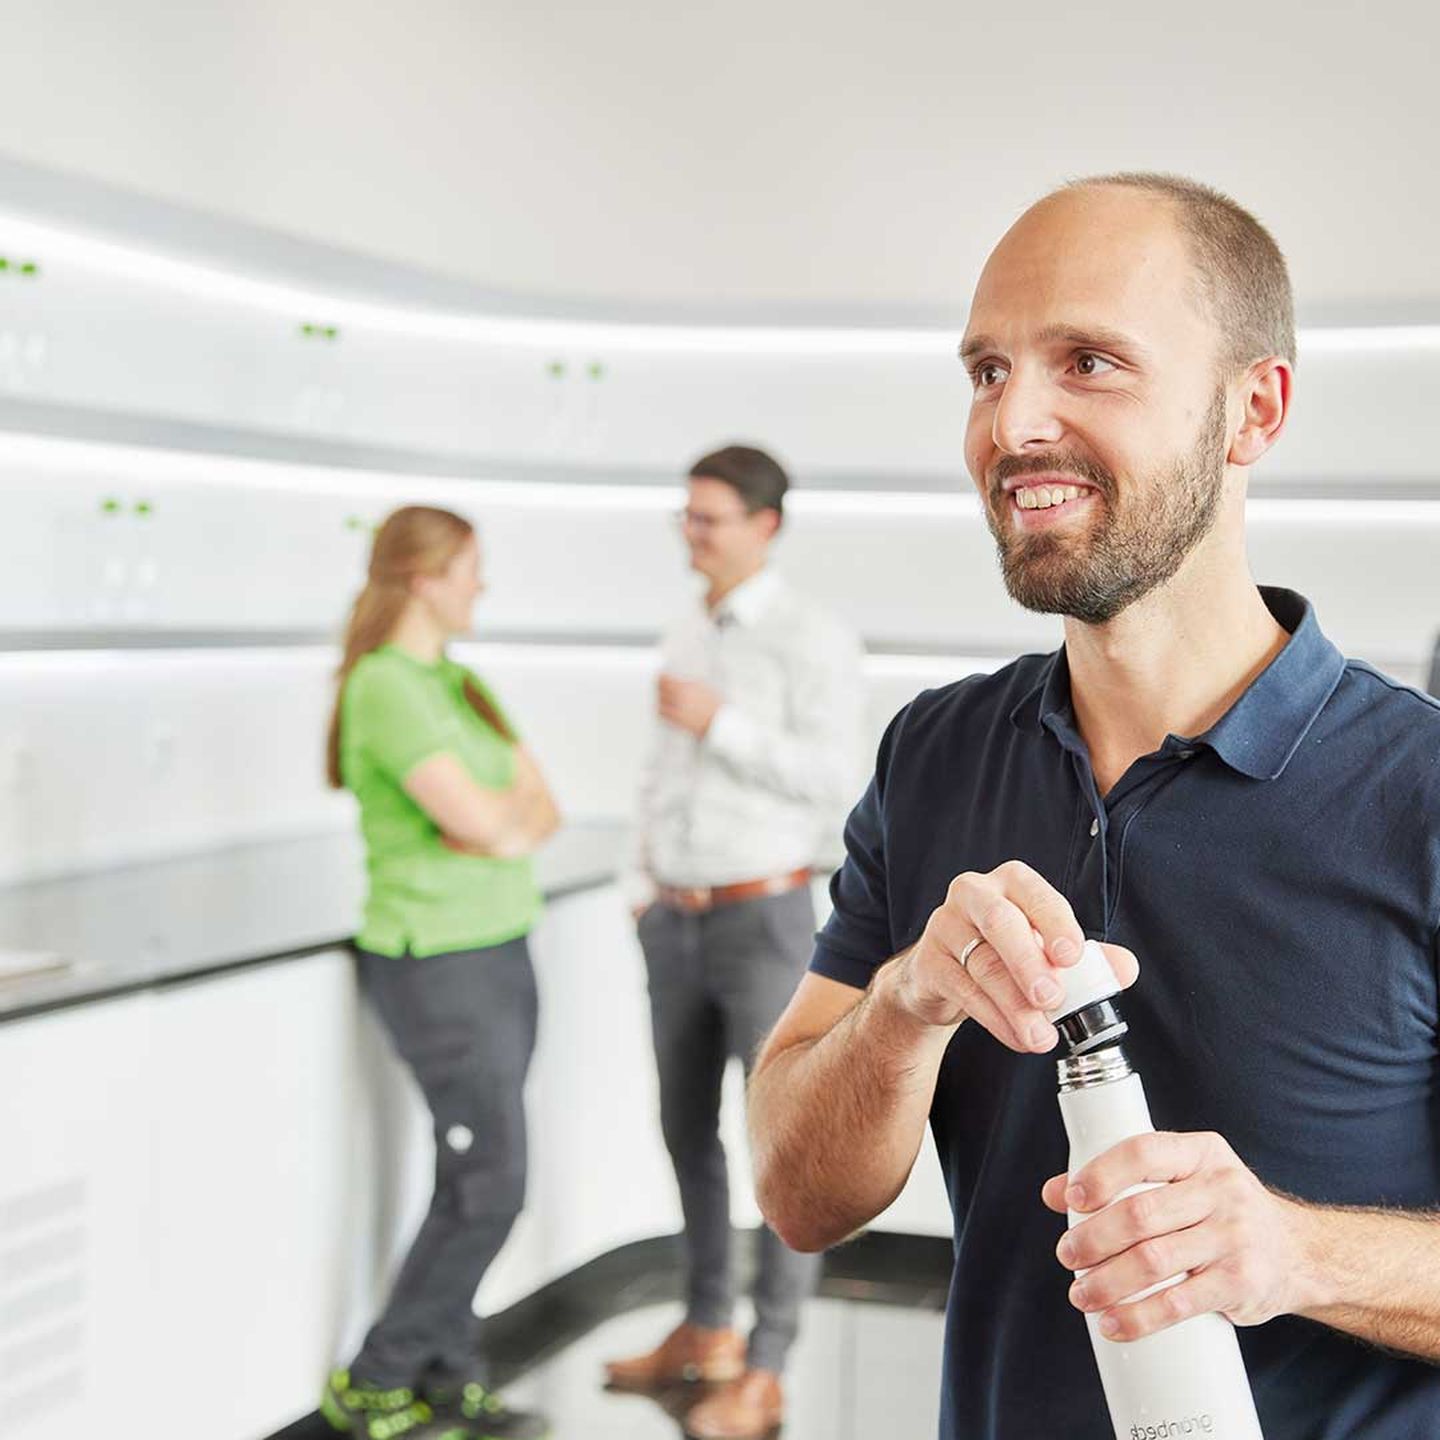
[352,937,537,1389]
[638,886,823,1376]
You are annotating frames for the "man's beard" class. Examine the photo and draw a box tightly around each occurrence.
[983,389,1230,626]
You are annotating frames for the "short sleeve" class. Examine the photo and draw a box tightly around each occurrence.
[809,702,910,991]
[345,657,465,784]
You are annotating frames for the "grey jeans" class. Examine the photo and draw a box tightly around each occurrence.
[638,885,823,1375]
[351,936,537,1389]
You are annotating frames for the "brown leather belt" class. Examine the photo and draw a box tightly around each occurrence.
[657,867,811,914]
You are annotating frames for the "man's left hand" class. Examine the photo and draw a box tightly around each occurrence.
[1042,1131,1319,1341]
[658,674,722,737]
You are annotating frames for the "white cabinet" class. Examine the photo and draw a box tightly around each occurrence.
[0,878,955,1440]
[0,997,152,1440]
[141,954,361,1437]
[0,952,358,1440]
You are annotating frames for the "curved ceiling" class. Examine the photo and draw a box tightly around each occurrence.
[0,0,1433,323]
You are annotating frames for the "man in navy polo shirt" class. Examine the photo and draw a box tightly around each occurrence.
[748,172,1440,1439]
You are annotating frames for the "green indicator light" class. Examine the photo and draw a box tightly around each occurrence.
[20,262,38,278]
[546,360,566,379]
[300,322,315,337]
[100,497,122,515]
[345,515,365,531]
[0,258,9,273]
[324,325,339,341]
[587,361,605,381]
[134,500,153,518]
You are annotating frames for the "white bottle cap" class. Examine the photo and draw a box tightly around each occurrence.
[1043,939,1121,1022]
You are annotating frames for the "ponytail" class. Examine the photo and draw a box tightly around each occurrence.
[326,505,514,789]
[325,577,411,788]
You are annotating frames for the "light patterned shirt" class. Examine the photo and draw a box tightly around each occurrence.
[631,567,865,901]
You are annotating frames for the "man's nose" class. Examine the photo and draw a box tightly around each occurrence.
[991,367,1065,455]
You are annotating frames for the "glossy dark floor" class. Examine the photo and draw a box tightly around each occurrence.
[271,1232,952,1440]
[275,1296,943,1440]
[477,1297,942,1440]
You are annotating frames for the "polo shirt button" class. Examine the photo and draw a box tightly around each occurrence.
[1089,818,1099,838]
[1177,748,1196,759]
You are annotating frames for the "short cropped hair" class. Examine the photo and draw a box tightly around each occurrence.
[1065,172,1295,373]
[688,444,789,518]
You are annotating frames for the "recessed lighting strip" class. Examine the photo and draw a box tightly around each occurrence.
[2,212,1437,357]
[0,214,950,357]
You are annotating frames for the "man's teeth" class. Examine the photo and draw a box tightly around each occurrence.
[1016,484,1085,510]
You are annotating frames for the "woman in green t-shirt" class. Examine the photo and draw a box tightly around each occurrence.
[320,505,558,1440]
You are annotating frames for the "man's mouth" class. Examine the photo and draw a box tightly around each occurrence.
[999,475,1099,517]
[1014,483,1086,510]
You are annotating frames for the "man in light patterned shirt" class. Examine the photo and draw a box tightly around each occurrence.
[605,445,864,1439]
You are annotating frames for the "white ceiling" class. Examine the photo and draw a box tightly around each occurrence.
[0,0,1434,322]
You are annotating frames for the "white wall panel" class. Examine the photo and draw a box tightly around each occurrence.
[0,622,1425,894]
[0,650,352,883]
[0,641,1000,886]
[1246,500,1440,664]
[5,436,1438,678]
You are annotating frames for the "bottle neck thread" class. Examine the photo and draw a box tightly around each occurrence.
[1057,1044,1134,1092]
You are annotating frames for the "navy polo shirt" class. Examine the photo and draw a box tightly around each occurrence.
[812,588,1440,1440]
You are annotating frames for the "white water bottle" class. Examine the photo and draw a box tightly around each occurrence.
[1049,943,1264,1440]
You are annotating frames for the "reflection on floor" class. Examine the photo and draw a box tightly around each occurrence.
[269,1232,953,1440]
[499,1297,944,1440]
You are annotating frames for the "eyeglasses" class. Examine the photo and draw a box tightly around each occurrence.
[675,507,752,534]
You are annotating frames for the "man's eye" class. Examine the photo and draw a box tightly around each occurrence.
[973,361,1009,388]
[1074,352,1118,377]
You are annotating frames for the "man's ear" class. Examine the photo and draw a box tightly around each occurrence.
[1228,356,1292,468]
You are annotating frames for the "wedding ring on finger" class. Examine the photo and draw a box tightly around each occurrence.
[958,936,984,971]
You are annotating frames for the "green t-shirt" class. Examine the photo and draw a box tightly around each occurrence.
[340,644,541,957]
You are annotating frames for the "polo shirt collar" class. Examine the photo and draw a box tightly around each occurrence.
[1197,588,1345,779]
[1008,587,1345,781]
[712,567,782,628]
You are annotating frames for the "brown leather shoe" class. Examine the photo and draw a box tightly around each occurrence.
[684,1369,784,1439]
[604,1322,746,1391]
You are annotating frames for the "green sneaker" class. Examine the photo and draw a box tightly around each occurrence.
[427,1381,550,1440]
[320,1370,472,1439]
[362,1403,471,1440]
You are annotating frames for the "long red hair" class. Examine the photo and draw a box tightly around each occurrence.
[326,504,514,789]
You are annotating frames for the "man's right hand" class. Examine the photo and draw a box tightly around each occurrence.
[887,861,1138,1054]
